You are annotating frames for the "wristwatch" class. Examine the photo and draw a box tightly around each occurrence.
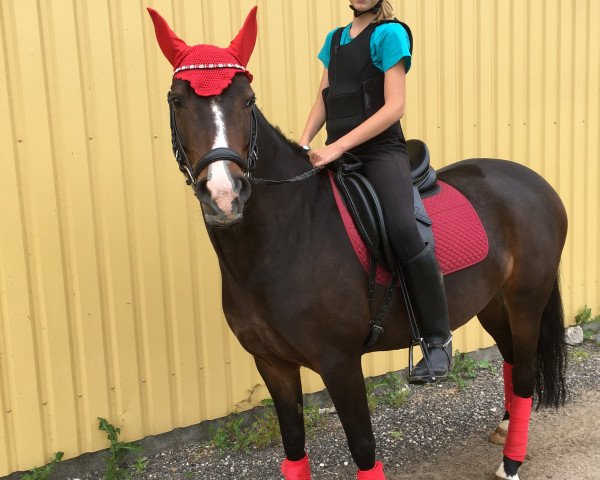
[301,145,311,152]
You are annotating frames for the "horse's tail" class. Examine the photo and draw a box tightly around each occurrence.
[535,273,568,409]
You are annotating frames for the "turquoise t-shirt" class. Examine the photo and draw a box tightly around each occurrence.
[318,22,411,73]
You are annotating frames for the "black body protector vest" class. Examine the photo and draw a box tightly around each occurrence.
[323,20,413,145]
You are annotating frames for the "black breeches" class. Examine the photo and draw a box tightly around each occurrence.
[351,137,425,263]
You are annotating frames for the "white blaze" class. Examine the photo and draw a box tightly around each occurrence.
[206,100,237,215]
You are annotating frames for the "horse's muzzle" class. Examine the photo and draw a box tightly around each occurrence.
[195,172,251,226]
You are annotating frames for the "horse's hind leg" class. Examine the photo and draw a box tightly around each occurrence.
[477,294,514,445]
[321,358,385,479]
[493,274,558,480]
[254,357,311,479]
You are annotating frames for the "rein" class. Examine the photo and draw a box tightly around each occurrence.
[168,97,320,187]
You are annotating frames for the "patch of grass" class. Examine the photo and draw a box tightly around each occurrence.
[447,351,493,389]
[576,305,600,325]
[98,417,143,480]
[577,305,600,343]
[250,406,281,448]
[365,373,410,410]
[20,452,63,480]
[211,400,326,452]
[365,377,381,411]
[303,405,325,438]
[575,305,593,325]
[571,347,589,362]
[212,403,279,452]
[132,456,148,475]
[212,416,256,452]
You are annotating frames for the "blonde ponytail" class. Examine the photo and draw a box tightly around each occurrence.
[374,1,395,22]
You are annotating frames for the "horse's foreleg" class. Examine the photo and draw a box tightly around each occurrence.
[321,359,386,479]
[254,357,311,480]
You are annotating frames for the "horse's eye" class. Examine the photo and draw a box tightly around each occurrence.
[245,96,256,109]
[171,97,183,108]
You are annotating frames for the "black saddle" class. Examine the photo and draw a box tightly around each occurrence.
[333,139,438,274]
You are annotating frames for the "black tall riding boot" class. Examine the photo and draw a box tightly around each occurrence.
[401,244,452,384]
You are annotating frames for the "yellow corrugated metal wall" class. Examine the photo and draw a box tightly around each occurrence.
[0,0,598,474]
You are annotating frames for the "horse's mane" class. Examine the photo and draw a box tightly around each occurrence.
[256,107,307,157]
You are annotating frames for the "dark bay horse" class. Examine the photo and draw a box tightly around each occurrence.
[149,8,567,480]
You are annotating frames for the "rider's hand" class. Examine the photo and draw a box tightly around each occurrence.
[309,143,344,168]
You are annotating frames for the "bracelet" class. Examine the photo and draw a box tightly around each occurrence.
[301,145,311,152]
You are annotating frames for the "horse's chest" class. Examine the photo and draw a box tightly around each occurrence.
[226,312,310,364]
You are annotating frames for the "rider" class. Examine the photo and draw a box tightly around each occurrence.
[299,0,452,383]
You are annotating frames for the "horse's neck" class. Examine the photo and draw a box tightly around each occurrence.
[208,110,327,282]
[253,109,312,180]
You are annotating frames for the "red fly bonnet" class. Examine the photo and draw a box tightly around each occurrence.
[147,6,258,96]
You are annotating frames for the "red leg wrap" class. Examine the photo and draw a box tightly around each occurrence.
[503,395,532,462]
[357,460,386,480]
[503,361,514,413]
[281,454,311,480]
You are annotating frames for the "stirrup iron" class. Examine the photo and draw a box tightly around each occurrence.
[408,337,436,383]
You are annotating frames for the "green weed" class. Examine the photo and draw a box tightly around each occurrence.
[132,456,148,474]
[576,305,600,344]
[98,417,143,480]
[365,373,410,410]
[212,405,279,452]
[576,305,600,325]
[365,377,381,411]
[303,405,325,438]
[20,452,63,480]
[571,347,589,362]
[575,305,593,325]
[447,351,493,389]
[211,400,325,452]
[212,416,253,452]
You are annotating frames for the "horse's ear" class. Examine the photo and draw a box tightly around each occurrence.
[228,6,258,67]
[147,8,189,67]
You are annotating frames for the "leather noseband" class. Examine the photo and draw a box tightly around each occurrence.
[168,95,258,187]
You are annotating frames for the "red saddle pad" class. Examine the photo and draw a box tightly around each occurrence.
[328,174,489,284]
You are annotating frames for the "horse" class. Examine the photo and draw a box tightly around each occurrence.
[148,7,567,480]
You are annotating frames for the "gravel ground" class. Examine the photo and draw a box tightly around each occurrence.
[78,341,600,480]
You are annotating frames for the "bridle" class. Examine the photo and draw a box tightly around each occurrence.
[167,94,321,187]
[168,94,258,187]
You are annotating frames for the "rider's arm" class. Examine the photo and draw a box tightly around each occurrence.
[298,69,329,147]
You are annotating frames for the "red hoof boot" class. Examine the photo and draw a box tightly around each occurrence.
[357,460,386,480]
[281,454,311,480]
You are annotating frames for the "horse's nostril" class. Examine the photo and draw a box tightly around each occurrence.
[194,178,211,203]
[233,178,243,195]
[237,176,251,203]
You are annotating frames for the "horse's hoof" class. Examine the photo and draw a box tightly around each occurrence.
[489,419,509,445]
[489,427,508,445]
[494,460,520,479]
